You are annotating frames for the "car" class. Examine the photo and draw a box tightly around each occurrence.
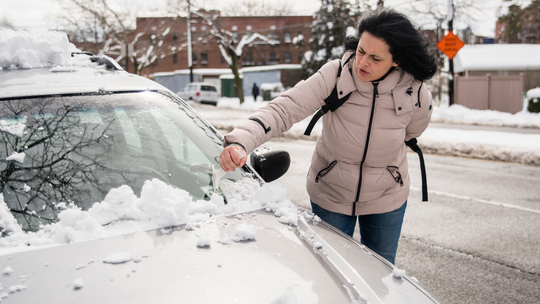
[260,82,286,101]
[177,82,220,105]
[0,31,441,303]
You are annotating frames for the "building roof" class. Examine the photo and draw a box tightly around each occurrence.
[454,44,540,72]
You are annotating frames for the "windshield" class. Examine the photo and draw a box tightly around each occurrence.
[0,91,243,231]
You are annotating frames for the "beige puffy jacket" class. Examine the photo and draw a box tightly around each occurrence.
[224,51,433,215]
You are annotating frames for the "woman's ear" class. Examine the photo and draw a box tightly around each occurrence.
[393,61,399,67]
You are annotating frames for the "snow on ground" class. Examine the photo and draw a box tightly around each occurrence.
[208,97,540,166]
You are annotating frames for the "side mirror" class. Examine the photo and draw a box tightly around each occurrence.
[249,147,290,183]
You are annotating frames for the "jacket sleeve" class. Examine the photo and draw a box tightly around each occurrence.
[405,82,433,141]
[223,60,340,153]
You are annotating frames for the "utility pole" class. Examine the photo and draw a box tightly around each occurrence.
[448,0,454,105]
[187,0,194,82]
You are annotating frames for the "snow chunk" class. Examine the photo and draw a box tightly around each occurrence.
[73,278,84,290]
[218,233,232,245]
[196,236,211,248]
[232,224,256,242]
[0,30,79,69]
[103,252,142,264]
[6,152,25,163]
[393,267,406,278]
[8,285,26,293]
[3,266,13,276]
[0,195,23,235]
[0,121,25,137]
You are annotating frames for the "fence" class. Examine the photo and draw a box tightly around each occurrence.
[454,74,524,114]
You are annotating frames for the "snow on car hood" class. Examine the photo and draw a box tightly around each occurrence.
[0,177,300,256]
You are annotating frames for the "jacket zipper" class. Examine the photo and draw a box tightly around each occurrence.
[315,160,337,183]
[352,82,379,215]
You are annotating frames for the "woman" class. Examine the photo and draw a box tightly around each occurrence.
[218,9,437,264]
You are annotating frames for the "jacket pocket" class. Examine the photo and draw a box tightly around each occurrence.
[315,160,337,183]
[386,166,404,186]
[359,165,404,201]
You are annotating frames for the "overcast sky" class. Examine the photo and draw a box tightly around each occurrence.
[2,0,502,37]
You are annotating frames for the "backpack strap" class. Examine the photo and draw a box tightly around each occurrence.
[405,138,428,202]
[304,61,352,136]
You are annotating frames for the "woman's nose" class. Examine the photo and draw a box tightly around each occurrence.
[359,55,369,66]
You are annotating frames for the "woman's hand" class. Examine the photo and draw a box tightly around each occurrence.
[219,146,247,172]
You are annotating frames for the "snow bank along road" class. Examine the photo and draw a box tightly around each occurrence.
[193,102,540,167]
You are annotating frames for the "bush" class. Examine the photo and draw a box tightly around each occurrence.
[528,98,540,113]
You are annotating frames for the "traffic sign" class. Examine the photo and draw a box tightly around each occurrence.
[436,31,465,60]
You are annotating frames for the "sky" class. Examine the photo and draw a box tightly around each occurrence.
[1,0,504,37]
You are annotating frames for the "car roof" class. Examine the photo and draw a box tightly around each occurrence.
[187,82,217,87]
[0,55,169,100]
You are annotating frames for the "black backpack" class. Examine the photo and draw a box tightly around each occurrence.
[303,61,429,202]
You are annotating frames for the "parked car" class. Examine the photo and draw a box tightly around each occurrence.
[0,33,441,303]
[177,82,219,105]
[260,82,285,101]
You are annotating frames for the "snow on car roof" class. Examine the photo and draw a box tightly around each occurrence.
[0,29,167,99]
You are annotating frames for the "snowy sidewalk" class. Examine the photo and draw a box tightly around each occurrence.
[193,99,540,167]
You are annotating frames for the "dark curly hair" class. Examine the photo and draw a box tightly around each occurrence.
[344,9,437,81]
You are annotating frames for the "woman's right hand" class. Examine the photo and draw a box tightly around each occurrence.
[219,146,247,172]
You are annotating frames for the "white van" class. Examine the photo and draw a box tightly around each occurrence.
[177,82,220,105]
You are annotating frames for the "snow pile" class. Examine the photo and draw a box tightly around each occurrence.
[0,178,296,255]
[0,29,79,69]
[431,104,540,129]
[527,87,540,99]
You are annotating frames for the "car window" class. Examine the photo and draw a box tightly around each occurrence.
[201,85,217,92]
[0,92,242,231]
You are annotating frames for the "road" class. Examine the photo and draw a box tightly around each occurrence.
[259,138,540,304]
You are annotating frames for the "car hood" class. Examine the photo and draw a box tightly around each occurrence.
[0,209,440,304]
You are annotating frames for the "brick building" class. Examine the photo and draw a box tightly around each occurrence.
[132,13,314,77]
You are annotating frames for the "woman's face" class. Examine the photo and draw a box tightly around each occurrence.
[355,31,398,82]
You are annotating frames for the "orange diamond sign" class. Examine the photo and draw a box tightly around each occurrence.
[436,31,465,60]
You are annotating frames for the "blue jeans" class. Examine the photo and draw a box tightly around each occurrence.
[311,201,407,264]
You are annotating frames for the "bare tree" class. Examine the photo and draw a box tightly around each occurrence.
[0,15,15,30]
[53,0,188,75]
[222,0,293,16]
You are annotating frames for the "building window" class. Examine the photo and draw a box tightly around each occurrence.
[173,53,178,63]
[232,33,239,42]
[298,52,303,63]
[201,53,208,64]
[192,53,198,64]
[173,33,178,40]
[284,52,291,63]
[269,52,278,64]
[244,52,253,65]
[284,32,292,43]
